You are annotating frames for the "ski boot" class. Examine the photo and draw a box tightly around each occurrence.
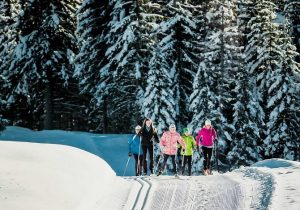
[203,169,208,176]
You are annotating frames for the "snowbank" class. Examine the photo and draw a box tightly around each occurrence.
[0,141,131,210]
[252,159,300,210]
[0,126,134,176]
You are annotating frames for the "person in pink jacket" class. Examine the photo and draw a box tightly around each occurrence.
[196,119,217,175]
[156,124,186,177]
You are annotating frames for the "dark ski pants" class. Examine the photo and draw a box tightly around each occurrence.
[160,154,177,174]
[202,146,213,170]
[177,148,182,167]
[142,144,154,174]
[133,154,143,176]
[182,155,192,176]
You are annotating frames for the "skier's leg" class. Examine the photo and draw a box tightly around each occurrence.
[142,145,148,174]
[133,154,138,176]
[149,144,154,174]
[182,155,188,175]
[137,155,143,176]
[171,155,177,175]
[177,148,182,171]
[160,154,168,173]
[207,148,213,174]
[202,146,208,171]
[187,156,192,176]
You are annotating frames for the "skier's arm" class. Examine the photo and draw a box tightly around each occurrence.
[159,133,166,154]
[178,136,186,150]
[195,130,202,147]
[153,130,160,143]
[137,127,143,136]
[160,133,166,147]
[191,136,197,150]
[212,128,217,141]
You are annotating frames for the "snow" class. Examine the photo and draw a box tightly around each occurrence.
[1,127,300,210]
[253,159,300,209]
[0,126,134,176]
[0,141,131,210]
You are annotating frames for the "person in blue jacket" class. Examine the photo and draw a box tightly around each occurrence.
[128,125,144,176]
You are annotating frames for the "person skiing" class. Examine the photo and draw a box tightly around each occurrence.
[180,128,197,176]
[196,119,218,175]
[157,124,186,177]
[128,125,143,176]
[138,118,159,175]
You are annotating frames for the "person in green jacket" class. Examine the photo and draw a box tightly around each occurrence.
[179,128,197,176]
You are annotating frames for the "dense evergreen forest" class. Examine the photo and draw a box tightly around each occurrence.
[1,0,300,167]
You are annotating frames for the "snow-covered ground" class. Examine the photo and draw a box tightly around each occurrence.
[0,141,131,210]
[0,126,134,176]
[0,127,300,210]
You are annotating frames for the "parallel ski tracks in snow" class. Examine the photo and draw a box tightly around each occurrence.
[125,170,273,210]
[130,177,152,210]
[144,175,244,210]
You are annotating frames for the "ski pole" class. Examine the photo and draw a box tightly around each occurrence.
[181,150,185,175]
[154,152,162,174]
[123,156,131,176]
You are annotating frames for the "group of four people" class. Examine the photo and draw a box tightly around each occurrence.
[128,118,218,176]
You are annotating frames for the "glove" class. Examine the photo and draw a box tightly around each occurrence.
[128,152,132,157]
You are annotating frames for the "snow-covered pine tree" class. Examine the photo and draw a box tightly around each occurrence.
[96,0,159,132]
[0,0,20,73]
[283,1,300,160]
[229,54,263,167]
[244,0,277,144]
[189,0,237,154]
[74,0,111,132]
[0,75,8,131]
[0,0,31,127]
[284,0,300,62]
[189,62,218,132]
[149,1,201,130]
[3,0,80,130]
[142,1,200,133]
[142,49,177,134]
[244,0,299,159]
[227,0,264,168]
[263,17,300,160]
[236,0,255,46]
[0,0,20,131]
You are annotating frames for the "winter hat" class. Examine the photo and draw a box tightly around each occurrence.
[135,125,141,130]
[205,119,211,126]
[169,124,176,129]
[183,128,189,133]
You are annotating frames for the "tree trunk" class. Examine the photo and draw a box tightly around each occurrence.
[43,82,53,129]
